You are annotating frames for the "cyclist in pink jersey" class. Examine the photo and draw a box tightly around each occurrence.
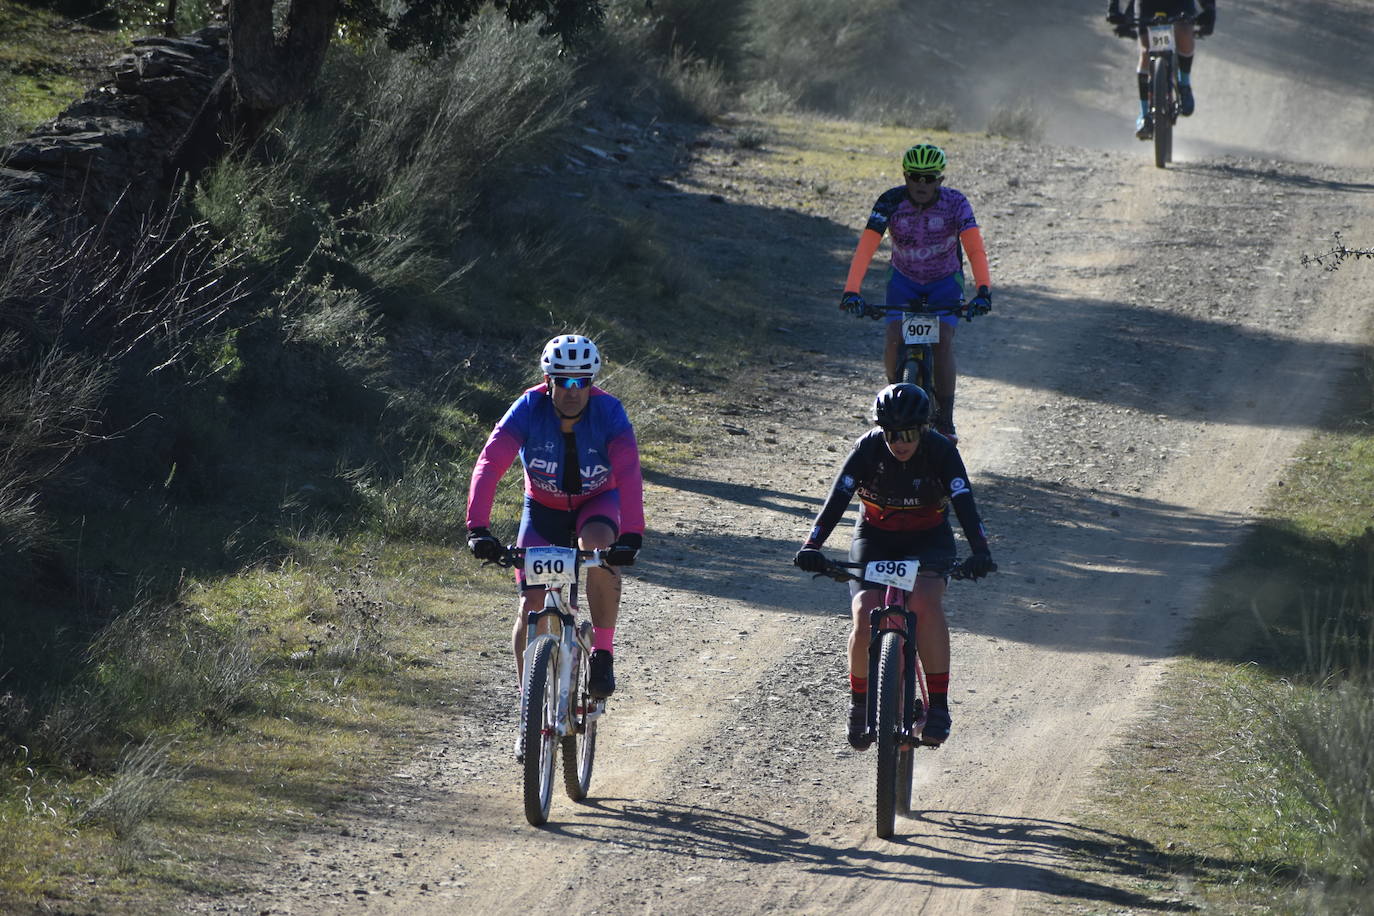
[466,334,644,706]
[839,143,993,445]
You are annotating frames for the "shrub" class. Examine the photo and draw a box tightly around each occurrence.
[986,97,1044,142]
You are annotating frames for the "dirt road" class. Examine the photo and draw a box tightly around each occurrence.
[199,4,1374,913]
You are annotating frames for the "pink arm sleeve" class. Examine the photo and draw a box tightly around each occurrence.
[607,429,645,535]
[465,427,522,530]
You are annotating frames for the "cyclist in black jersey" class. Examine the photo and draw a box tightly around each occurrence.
[794,384,995,748]
[1107,0,1217,139]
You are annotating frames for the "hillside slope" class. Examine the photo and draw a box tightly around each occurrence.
[180,2,1374,912]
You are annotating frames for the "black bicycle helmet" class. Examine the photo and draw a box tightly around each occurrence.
[872,383,932,429]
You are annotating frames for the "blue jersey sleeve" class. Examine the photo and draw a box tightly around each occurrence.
[864,187,909,236]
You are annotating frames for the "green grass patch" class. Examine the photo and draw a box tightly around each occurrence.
[1071,360,1374,912]
[0,0,130,140]
[1,536,498,911]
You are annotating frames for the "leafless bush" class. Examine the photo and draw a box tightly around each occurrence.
[0,196,245,563]
[75,736,186,839]
[739,80,796,115]
[660,47,733,120]
[1302,232,1374,272]
[986,97,1044,142]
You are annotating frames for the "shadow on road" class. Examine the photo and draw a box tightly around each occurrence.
[632,468,1248,660]
[537,798,1319,911]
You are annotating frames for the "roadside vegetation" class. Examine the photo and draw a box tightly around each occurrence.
[0,0,984,909]
[9,0,1366,912]
[1075,340,1374,912]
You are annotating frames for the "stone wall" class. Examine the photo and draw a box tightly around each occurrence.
[0,26,228,239]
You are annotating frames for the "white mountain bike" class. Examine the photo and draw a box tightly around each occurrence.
[496,545,606,826]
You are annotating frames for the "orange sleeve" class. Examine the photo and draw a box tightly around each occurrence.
[960,226,991,290]
[844,229,884,294]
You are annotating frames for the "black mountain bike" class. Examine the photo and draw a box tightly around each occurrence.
[806,555,993,839]
[855,295,977,423]
[1127,11,1201,168]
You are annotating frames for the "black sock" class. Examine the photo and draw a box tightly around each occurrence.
[1137,71,1150,102]
[1178,54,1193,76]
[929,692,949,711]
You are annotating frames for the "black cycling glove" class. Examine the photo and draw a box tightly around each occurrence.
[969,285,992,316]
[467,527,502,562]
[1195,7,1215,36]
[962,551,996,580]
[794,547,827,573]
[840,292,866,315]
[604,532,642,567]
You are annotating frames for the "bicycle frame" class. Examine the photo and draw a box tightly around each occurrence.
[517,551,603,748]
[891,294,968,403]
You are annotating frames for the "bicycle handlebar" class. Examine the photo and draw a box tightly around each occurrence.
[810,557,996,583]
[491,545,608,570]
[1113,12,1203,37]
[850,298,977,322]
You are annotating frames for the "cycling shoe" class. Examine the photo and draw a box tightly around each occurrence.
[921,706,952,745]
[847,704,873,751]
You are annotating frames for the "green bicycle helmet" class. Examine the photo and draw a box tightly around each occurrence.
[901,143,946,175]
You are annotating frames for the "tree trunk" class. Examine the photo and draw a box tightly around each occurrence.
[229,0,340,110]
[169,0,339,183]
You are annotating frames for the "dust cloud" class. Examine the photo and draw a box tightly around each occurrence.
[852,0,1374,168]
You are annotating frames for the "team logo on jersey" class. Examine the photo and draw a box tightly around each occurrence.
[840,474,856,492]
[950,477,970,497]
[928,216,945,230]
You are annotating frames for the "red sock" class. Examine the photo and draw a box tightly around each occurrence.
[849,674,867,702]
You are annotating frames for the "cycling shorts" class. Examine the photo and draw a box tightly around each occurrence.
[515,490,620,590]
[847,522,956,598]
[885,271,965,329]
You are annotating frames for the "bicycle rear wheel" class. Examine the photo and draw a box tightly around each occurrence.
[874,631,904,839]
[1152,56,1173,168]
[522,636,559,826]
[561,644,598,801]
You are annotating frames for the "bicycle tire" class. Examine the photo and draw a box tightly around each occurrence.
[874,631,904,839]
[896,746,914,816]
[561,645,598,801]
[522,636,559,826]
[1152,56,1173,168]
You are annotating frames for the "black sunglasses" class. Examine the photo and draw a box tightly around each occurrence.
[883,427,924,443]
[904,172,942,184]
[550,376,594,390]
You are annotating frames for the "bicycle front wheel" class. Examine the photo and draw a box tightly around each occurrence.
[900,347,929,391]
[874,631,904,839]
[1152,56,1173,168]
[561,644,598,801]
[522,636,559,826]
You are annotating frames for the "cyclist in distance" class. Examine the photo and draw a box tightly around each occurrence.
[466,334,644,704]
[1106,0,1217,139]
[839,143,992,445]
[793,383,995,748]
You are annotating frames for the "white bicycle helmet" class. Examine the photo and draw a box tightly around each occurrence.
[539,334,602,377]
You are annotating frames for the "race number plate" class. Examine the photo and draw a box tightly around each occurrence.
[902,316,940,344]
[523,546,577,587]
[865,559,918,591]
[1148,24,1175,53]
